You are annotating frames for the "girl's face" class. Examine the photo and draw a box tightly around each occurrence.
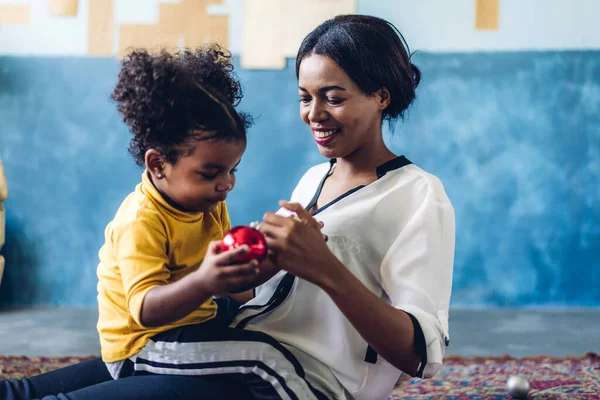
[298,54,389,160]
[150,138,246,213]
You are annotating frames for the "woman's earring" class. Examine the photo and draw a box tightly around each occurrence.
[157,173,163,178]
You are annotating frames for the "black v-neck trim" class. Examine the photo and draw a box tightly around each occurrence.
[308,156,412,216]
[376,155,412,178]
[312,185,365,216]
[305,159,336,213]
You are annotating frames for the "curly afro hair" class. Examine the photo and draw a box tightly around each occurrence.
[112,45,252,166]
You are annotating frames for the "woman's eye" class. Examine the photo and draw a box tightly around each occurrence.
[299,97,311,104]
[230,168,238,175]
[327,98,344,105]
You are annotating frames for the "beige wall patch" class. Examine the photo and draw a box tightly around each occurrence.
[119,24,181,56]
[282,0,354,57]
[242,0,356,69]
[118,0,229,57]
[88,0,114,56]
[0,4,30,25]
[242,0,285,69]
[48,0,79,17]
[475,0,500,30]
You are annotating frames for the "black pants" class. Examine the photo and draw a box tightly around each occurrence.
[0,357,254,399]
[0,297,327,399]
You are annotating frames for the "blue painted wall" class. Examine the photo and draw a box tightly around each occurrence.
[0,51,598,307]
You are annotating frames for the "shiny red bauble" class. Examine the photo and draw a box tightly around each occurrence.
[219,225,268,263]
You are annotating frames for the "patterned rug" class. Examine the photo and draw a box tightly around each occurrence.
[1,353,599,399]
[391,353,600,399]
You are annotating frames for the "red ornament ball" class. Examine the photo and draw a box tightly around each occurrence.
[219,225,268,263]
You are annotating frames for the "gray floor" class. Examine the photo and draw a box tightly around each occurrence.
[0,307,598,357]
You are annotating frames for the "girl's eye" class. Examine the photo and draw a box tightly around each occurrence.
[230,168,238,175]
[199,173,216,180]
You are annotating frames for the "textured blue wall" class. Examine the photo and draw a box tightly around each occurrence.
[0,52,598,307]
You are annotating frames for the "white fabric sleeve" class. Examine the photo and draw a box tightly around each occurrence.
[379,195,455,378]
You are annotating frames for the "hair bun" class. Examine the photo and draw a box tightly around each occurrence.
[111,50,184,144]
[410,62,421,89]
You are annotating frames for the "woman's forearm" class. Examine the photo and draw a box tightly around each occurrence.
[320,260,422,376]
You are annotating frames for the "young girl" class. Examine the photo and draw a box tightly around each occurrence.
[0,45,275,400]
[96,45,265,380]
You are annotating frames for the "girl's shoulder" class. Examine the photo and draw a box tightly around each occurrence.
[108,186,167,235]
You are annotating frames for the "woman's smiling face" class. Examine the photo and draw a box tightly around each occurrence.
[298,54,388,160]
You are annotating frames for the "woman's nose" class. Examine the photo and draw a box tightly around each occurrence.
[309,100,328,122]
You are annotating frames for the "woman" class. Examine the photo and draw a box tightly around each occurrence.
[1,14,454,400]
[199,14,454,399]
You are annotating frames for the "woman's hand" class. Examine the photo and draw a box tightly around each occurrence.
[259,201,341,288]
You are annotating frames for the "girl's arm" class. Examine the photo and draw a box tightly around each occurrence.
[115,217,260,328]
[140,242,260,327]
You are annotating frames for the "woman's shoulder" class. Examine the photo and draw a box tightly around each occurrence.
[391,163,452,207]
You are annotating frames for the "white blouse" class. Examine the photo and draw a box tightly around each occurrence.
[233,157,455,400]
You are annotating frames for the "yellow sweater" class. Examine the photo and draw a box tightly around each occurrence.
[96,171,230,362]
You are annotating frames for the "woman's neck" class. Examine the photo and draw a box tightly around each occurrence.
[334,136,397,179]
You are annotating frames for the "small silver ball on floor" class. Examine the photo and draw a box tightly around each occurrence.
[507,375,530,399]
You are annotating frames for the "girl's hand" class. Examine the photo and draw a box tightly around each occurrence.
[259,201,340,287]
[193,241,260,296]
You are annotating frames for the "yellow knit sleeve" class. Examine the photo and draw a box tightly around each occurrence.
[114,215,169,328]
